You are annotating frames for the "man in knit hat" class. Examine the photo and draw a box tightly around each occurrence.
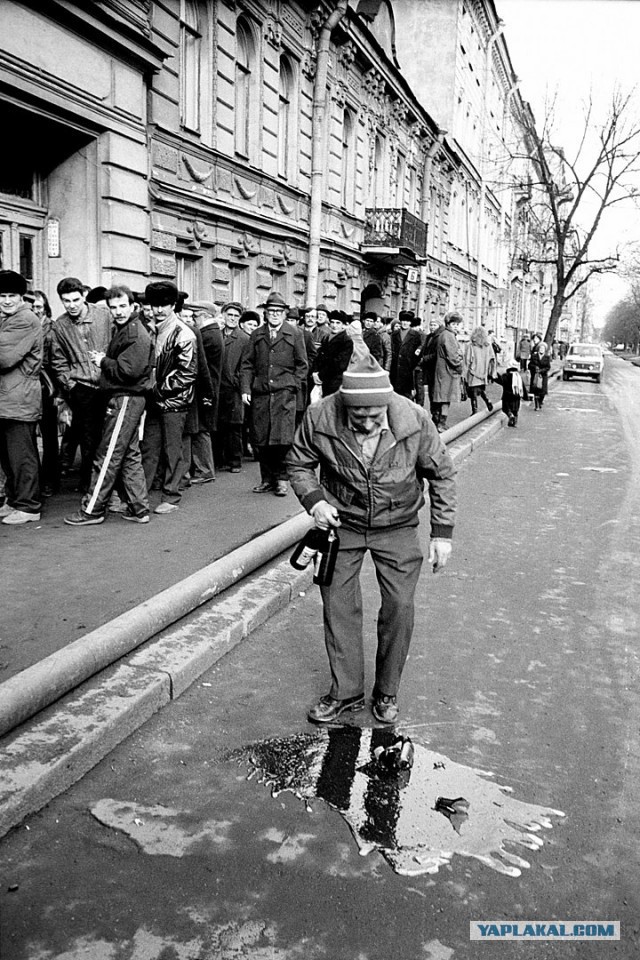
[287,325,457,725]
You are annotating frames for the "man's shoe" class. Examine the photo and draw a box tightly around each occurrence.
[230,466,241,474]
[274,481,288,497]
[307,693,365,724]
[372,694,398,724]
[3,509,41,525]
[122,511,150,524]
[252,481,274,493]
[63,510,103,526]
[154,502,179,515]
[0,502,14,518]
[190,475,214,484]
[108,499,129,514]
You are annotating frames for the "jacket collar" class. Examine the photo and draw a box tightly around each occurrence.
[314,393,422,444]
[257,320,295,342]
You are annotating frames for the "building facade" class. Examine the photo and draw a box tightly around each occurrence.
[0,0,549,343]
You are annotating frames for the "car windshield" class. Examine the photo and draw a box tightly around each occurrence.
[568,346,601,357]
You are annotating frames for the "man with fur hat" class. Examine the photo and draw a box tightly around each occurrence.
[240,292,307,495]
[0,270,43,524]
[287,324,457,725]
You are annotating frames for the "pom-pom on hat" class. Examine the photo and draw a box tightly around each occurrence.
[340,322,393,407]
[0,270,27,296]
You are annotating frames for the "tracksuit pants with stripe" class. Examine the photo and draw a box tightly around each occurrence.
[82,395,149,518]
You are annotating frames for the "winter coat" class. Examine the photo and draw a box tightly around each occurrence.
[240,320,308,447]
[184,323,216,434]
[197,321,224,429]
[287,391,457,535]
[362,328,384,365]
[390,328,424,396]
[99,312,153,396]
[220,326,249,424]
[528,346,551,397]
[151,313,197,413]
[0,302,43,421]
[493,369,529,409]
[315,331,353,396]
[49,304,112,395]
[463,332,495,388]
[422,325,463,402]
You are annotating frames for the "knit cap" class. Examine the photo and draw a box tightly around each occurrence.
[340,320,393,406]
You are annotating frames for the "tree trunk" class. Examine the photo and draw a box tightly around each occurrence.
[544,290,566,345]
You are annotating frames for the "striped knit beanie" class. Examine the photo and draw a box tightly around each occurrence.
[340,320,393,406]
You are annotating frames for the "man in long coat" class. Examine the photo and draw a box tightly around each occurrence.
[422,311,464,432]
[218,301,248,472]
[241,292,307,496]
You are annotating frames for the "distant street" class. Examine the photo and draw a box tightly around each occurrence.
[2,356,639,960]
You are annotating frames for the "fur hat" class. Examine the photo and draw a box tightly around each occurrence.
[0,270,27,296]
[340,327,393,407]
[145,281,179,307]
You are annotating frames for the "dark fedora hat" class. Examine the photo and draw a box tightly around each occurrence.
[258,292,289,310]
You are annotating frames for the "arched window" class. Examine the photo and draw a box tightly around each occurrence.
[278,57,293,179]
[341,108,354,209]
[235,20,254,157]
[180,0,201,131]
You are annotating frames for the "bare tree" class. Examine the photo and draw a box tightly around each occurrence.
[512,91,640,344]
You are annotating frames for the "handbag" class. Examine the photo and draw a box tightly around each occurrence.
[530,371,540,391]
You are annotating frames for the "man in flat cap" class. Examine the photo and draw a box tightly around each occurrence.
[241,292,307,495]
[0,270,43,524]
[287,325,457,725]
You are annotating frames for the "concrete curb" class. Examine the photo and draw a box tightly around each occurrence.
[0,513,313,738]
[0,558,312,838]
[0,410,508,838]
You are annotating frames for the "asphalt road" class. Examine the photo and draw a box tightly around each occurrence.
[2,357,639,959]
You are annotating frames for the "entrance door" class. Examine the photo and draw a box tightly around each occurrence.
[0,217,43,288]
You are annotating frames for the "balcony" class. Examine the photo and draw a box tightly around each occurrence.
[362,208,428,266]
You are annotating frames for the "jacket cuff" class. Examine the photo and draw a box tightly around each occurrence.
[430,524,453,540]
[301,489,327,513]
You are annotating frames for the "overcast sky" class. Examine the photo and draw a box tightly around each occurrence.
[495,0,640,320]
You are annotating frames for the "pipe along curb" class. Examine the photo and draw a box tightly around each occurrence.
[0,412,508,838]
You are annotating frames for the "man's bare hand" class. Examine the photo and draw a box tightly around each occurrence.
[310,500,341,531]
[428,538,452,572]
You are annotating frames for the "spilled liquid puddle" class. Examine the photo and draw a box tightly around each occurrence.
[226,726,564,877]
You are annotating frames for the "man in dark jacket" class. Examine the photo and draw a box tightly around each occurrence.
[64,285,153,525]
[315,310,353,396]
[287,337,457,725]
[49,276,112,492]
[390,309,424,399]
[140,281,197,514]
[0,270,43,525]
[217,301,248,472]
[422,311,464,432]
[241,292,308,496]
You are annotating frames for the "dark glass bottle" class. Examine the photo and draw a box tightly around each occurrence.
[312,529,340,586]
[290,528,325,570]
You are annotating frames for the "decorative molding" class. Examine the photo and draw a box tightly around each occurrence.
[389,99,406,125]
[264,16,283,49]
[277,194,295,216]
[336,39,357,70]
[308,8,325,41]
[235,232,260,258]
[234,177,258,200]
[363,68,385,104]
[186,220,209,250]
[281,7,304,37]
[181,155,215,185]
[301,48,317,80]
[333,80,348,109]
[275,241,296,266]
[341,222,356,239]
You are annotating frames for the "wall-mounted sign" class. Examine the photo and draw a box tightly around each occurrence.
[47,219,60,258]
[407,268,419,283]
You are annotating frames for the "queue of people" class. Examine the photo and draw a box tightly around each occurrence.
[0,263,552,529]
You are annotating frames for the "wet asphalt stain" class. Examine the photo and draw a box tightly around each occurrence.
[224,725,564,877]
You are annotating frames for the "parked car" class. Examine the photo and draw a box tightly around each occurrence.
[562,343,604,383]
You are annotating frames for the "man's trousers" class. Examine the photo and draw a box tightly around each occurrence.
[83,395,148,518]
[141,409,188,504]
[67,383,106,492]
[0,419,41,513]
[319,524,423,700]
